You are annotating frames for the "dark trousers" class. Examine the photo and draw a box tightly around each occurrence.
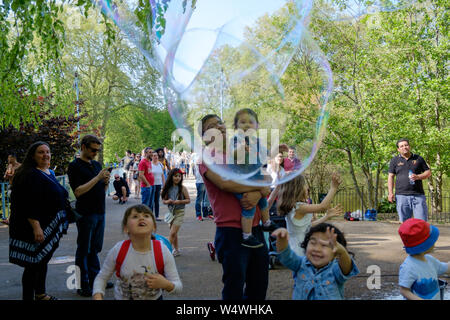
[195,183,209,218]
[22,261,49,300]
[75,213,105,291]
[214,226,269,300]
[153,185,162,218]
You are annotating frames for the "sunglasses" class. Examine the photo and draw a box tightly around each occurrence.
[88,146,101,153]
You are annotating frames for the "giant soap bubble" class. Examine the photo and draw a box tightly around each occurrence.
[95,0,333,186]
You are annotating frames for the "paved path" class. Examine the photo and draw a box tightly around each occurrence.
[0,176,449,300]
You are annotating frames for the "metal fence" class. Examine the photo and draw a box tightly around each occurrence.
[309,188,449,224]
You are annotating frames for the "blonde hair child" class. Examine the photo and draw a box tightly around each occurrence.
[274,173,343,256]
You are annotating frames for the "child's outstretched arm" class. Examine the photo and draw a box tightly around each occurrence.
[295,173,341,217]
[322,226,352,275]
[272,228,289,253]
[311,204,344,227]
[272,228,303,272]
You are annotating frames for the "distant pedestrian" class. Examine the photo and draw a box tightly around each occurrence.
[2,153,21,224]
[161,168,190,257]
[9,141,69,300]
[388,139,431,222]
[131,153,141,198]
[156,148,170,179]
[112,174,130,204]
[92,204,182,300]
[194,161,211,221]
[151,152,165,221]
[67,135,111,297]
[283,146,301,173]
[3,153,21,185]
[139,147,155,210]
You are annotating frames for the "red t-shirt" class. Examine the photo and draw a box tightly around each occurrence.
[138,158,154,188]
[199,163,261,228]
[283,157,301,172]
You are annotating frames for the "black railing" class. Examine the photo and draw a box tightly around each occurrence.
[310,188,450,224]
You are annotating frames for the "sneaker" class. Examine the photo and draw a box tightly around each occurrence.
[207,215,214,220]
[262,220,279,233]
[207,242,215,261]
[77,288,93,297]
[118,200,123,204]
[196,216,203,221]
[172,249,180,257]
[241,235,264,248]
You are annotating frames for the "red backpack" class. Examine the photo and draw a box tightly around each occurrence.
[115,239,164,278]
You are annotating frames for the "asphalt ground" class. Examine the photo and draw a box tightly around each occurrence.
[0,176,449,301]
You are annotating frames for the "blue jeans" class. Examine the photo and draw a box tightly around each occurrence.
[214,226,269,300]
[396,194,428,222]
[141,186,155,210]
[75,214,105,290]
[153,185,162,218]
[234,193,268,218]
[195,183,208,218]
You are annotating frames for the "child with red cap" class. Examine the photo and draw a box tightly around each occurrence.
[398,218,449,300]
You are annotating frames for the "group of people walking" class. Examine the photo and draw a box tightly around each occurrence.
[3,110,448,301]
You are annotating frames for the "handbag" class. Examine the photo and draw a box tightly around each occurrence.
[65,199,82,224]
[164,208,174,224]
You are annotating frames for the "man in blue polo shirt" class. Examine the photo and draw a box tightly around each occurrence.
[388,138,431,222]
[68,135,111,297]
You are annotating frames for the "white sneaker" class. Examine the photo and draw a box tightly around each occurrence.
[172,249,180,257]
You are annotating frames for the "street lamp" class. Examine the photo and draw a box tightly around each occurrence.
[74,72,80,145]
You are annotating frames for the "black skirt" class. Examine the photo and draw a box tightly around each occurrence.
[9,210,68,267]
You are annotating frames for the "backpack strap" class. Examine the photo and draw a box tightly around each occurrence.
[152,239,164,276]
[115,240,131,278]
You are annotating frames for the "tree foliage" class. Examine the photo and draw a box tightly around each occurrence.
[0,103,80,177]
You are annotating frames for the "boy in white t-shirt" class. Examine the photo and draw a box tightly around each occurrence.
[398,218,449,300]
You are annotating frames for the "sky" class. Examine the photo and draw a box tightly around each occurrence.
[161,0,290,90]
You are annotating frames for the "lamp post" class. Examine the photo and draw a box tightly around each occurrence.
[74,72,80,145]
[220,68,224,119]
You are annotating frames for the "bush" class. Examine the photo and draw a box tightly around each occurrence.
[377,198,396,213]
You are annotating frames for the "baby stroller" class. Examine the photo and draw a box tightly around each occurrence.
[265,213,286,270]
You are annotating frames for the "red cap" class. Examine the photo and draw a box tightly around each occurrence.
[398,218,430,247]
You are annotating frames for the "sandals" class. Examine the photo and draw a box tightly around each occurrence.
[35,293,59,301]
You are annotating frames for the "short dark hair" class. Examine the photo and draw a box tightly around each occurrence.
[199,114,221,137]
[396,138,409,148]
[233,108,259,129]
[81,135,101,148]
[301,223,354,257]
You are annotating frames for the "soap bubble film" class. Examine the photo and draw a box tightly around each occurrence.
[93,0,415,186]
